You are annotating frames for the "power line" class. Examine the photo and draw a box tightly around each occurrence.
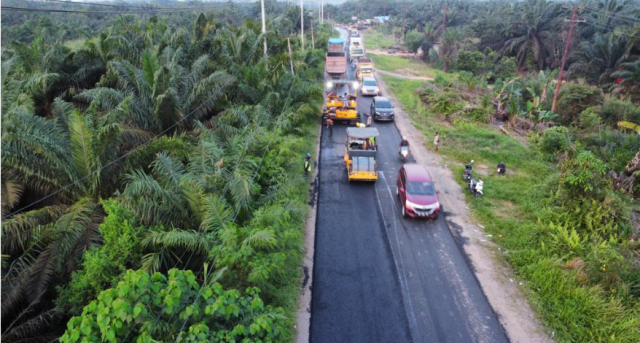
[583,5,640,25]
[1,5,201,14]
[44,0,149,8]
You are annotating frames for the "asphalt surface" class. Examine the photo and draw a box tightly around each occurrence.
[310,28,509,343]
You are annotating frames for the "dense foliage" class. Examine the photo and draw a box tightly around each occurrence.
[1,6,330,342]
[349,0,639,339]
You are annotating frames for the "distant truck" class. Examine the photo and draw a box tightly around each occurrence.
[349,37,364,60]
[326,38,347,82]
[356,58,374,81]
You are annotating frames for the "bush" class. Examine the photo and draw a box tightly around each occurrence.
[60,269,285,342]
[493,56,517,80]
[539,126,571,154]
[576,107,603,132]
[404,29,425,53]
[456,50,485,75]
[598,99,640,126]
[56,200,144,316]
[558,151,609,200]
[557,81,604,125]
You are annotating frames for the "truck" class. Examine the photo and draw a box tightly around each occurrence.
[325,38,347,83]
[349,42,364,61]
[356,58,374,81]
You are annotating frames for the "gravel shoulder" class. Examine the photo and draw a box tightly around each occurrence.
[376,73,554,343]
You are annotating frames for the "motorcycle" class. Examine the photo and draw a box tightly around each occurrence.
[497,163,506,175]
[467,178,483,198]
[399,146,409,162]
[463,160,474,181]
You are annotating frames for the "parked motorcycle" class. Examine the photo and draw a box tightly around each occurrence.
[467,178,484,198]
[400,146,409,162]
[463,160,474,181]
[497,162,506,175]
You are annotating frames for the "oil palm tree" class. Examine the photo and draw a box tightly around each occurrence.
[570,33,629,84]
[502,0,564,70]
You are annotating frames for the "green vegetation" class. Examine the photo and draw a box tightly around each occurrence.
[367,53,447,79]
[345,0,640,101]
[383,73,640,342]
[362,29,396,50]
[1,6,331,342]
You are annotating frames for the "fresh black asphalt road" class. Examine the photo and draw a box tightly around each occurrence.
[310,28,509,343]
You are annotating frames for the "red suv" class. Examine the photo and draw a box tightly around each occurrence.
[397,164,441,219]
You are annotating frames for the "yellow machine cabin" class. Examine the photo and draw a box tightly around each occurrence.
[344,127,380,182]
[324,90,360,125]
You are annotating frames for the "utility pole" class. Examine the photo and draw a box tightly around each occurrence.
[287,37,294,74]
[261,0,267,57]
[401,2,408,41]
[300,0,305,50]
[311,16,315,49]
[383,4,386,18]
[551,5,584,113]
[320,0,323,24]
[442,5,447,36]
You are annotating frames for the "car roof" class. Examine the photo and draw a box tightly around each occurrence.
[373,96,389,102]
[403,164,432,182]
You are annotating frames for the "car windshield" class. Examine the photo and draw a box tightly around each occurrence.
[407,181,435,196]
[364,80,377,86]
[376,100,392,108]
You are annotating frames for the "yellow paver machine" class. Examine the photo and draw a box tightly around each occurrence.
[344,127,380,182]
[324,91,360,125]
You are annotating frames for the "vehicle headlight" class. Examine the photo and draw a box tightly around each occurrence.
[405,200,419,209]
[326,81,333,89]
[375,87,379,92]
[375,112,381,115]
[352,81,360,89]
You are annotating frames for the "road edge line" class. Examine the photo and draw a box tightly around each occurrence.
[294,111,323,343]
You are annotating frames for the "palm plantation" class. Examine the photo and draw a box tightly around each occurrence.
[2,3,328,340]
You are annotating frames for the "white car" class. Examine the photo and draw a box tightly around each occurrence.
[360,77,381,96]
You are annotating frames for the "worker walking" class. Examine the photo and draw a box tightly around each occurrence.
[326,117,334,137]
[304,153,312,176]
[434,131,440,152]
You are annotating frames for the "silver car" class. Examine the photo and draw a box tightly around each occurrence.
[360,77,381,96]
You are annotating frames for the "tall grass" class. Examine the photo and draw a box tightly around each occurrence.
[382,75,640,343]
[368,54,448,79]
[362,29,397,50]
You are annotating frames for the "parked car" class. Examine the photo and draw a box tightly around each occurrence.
[370,96,395,121]
[397,164,440,219]
[360,77,381,96]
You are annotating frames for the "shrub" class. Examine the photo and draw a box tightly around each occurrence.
[456,50,485,75]
[539,126,571,154]
[431,91,463,117]
[557,81,604,125]
[576,107,603,132]
[493,56,517,80]
[60,269,285,342]
[598,99,640,126]
[56,200,144,316]
[558,151,609,201]
[404,29,425,53]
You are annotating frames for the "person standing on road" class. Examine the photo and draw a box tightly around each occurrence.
[304,153,312,176]
[434,131,440,152]
[326,117,334,137]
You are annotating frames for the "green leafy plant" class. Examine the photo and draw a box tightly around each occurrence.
[60,268,284,342]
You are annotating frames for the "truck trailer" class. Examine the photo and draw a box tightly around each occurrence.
[326,38,347,83]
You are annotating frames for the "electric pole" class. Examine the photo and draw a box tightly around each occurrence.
[401,2,408,41]
[383,4,386,18]
[442,5,447,36]
[551,5,584,113]
[261,0,267,57]
[300,0,304,50]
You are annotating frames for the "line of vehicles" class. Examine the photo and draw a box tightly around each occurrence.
[323,25,442,219]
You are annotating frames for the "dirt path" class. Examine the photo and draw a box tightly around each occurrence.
[376,69,433,81]
[376,73,554,343]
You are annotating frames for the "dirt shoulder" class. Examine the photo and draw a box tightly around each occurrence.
[377,75,554,343]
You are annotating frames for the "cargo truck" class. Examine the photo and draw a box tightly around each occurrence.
[325,38,347,84]
[356,58,374,81]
